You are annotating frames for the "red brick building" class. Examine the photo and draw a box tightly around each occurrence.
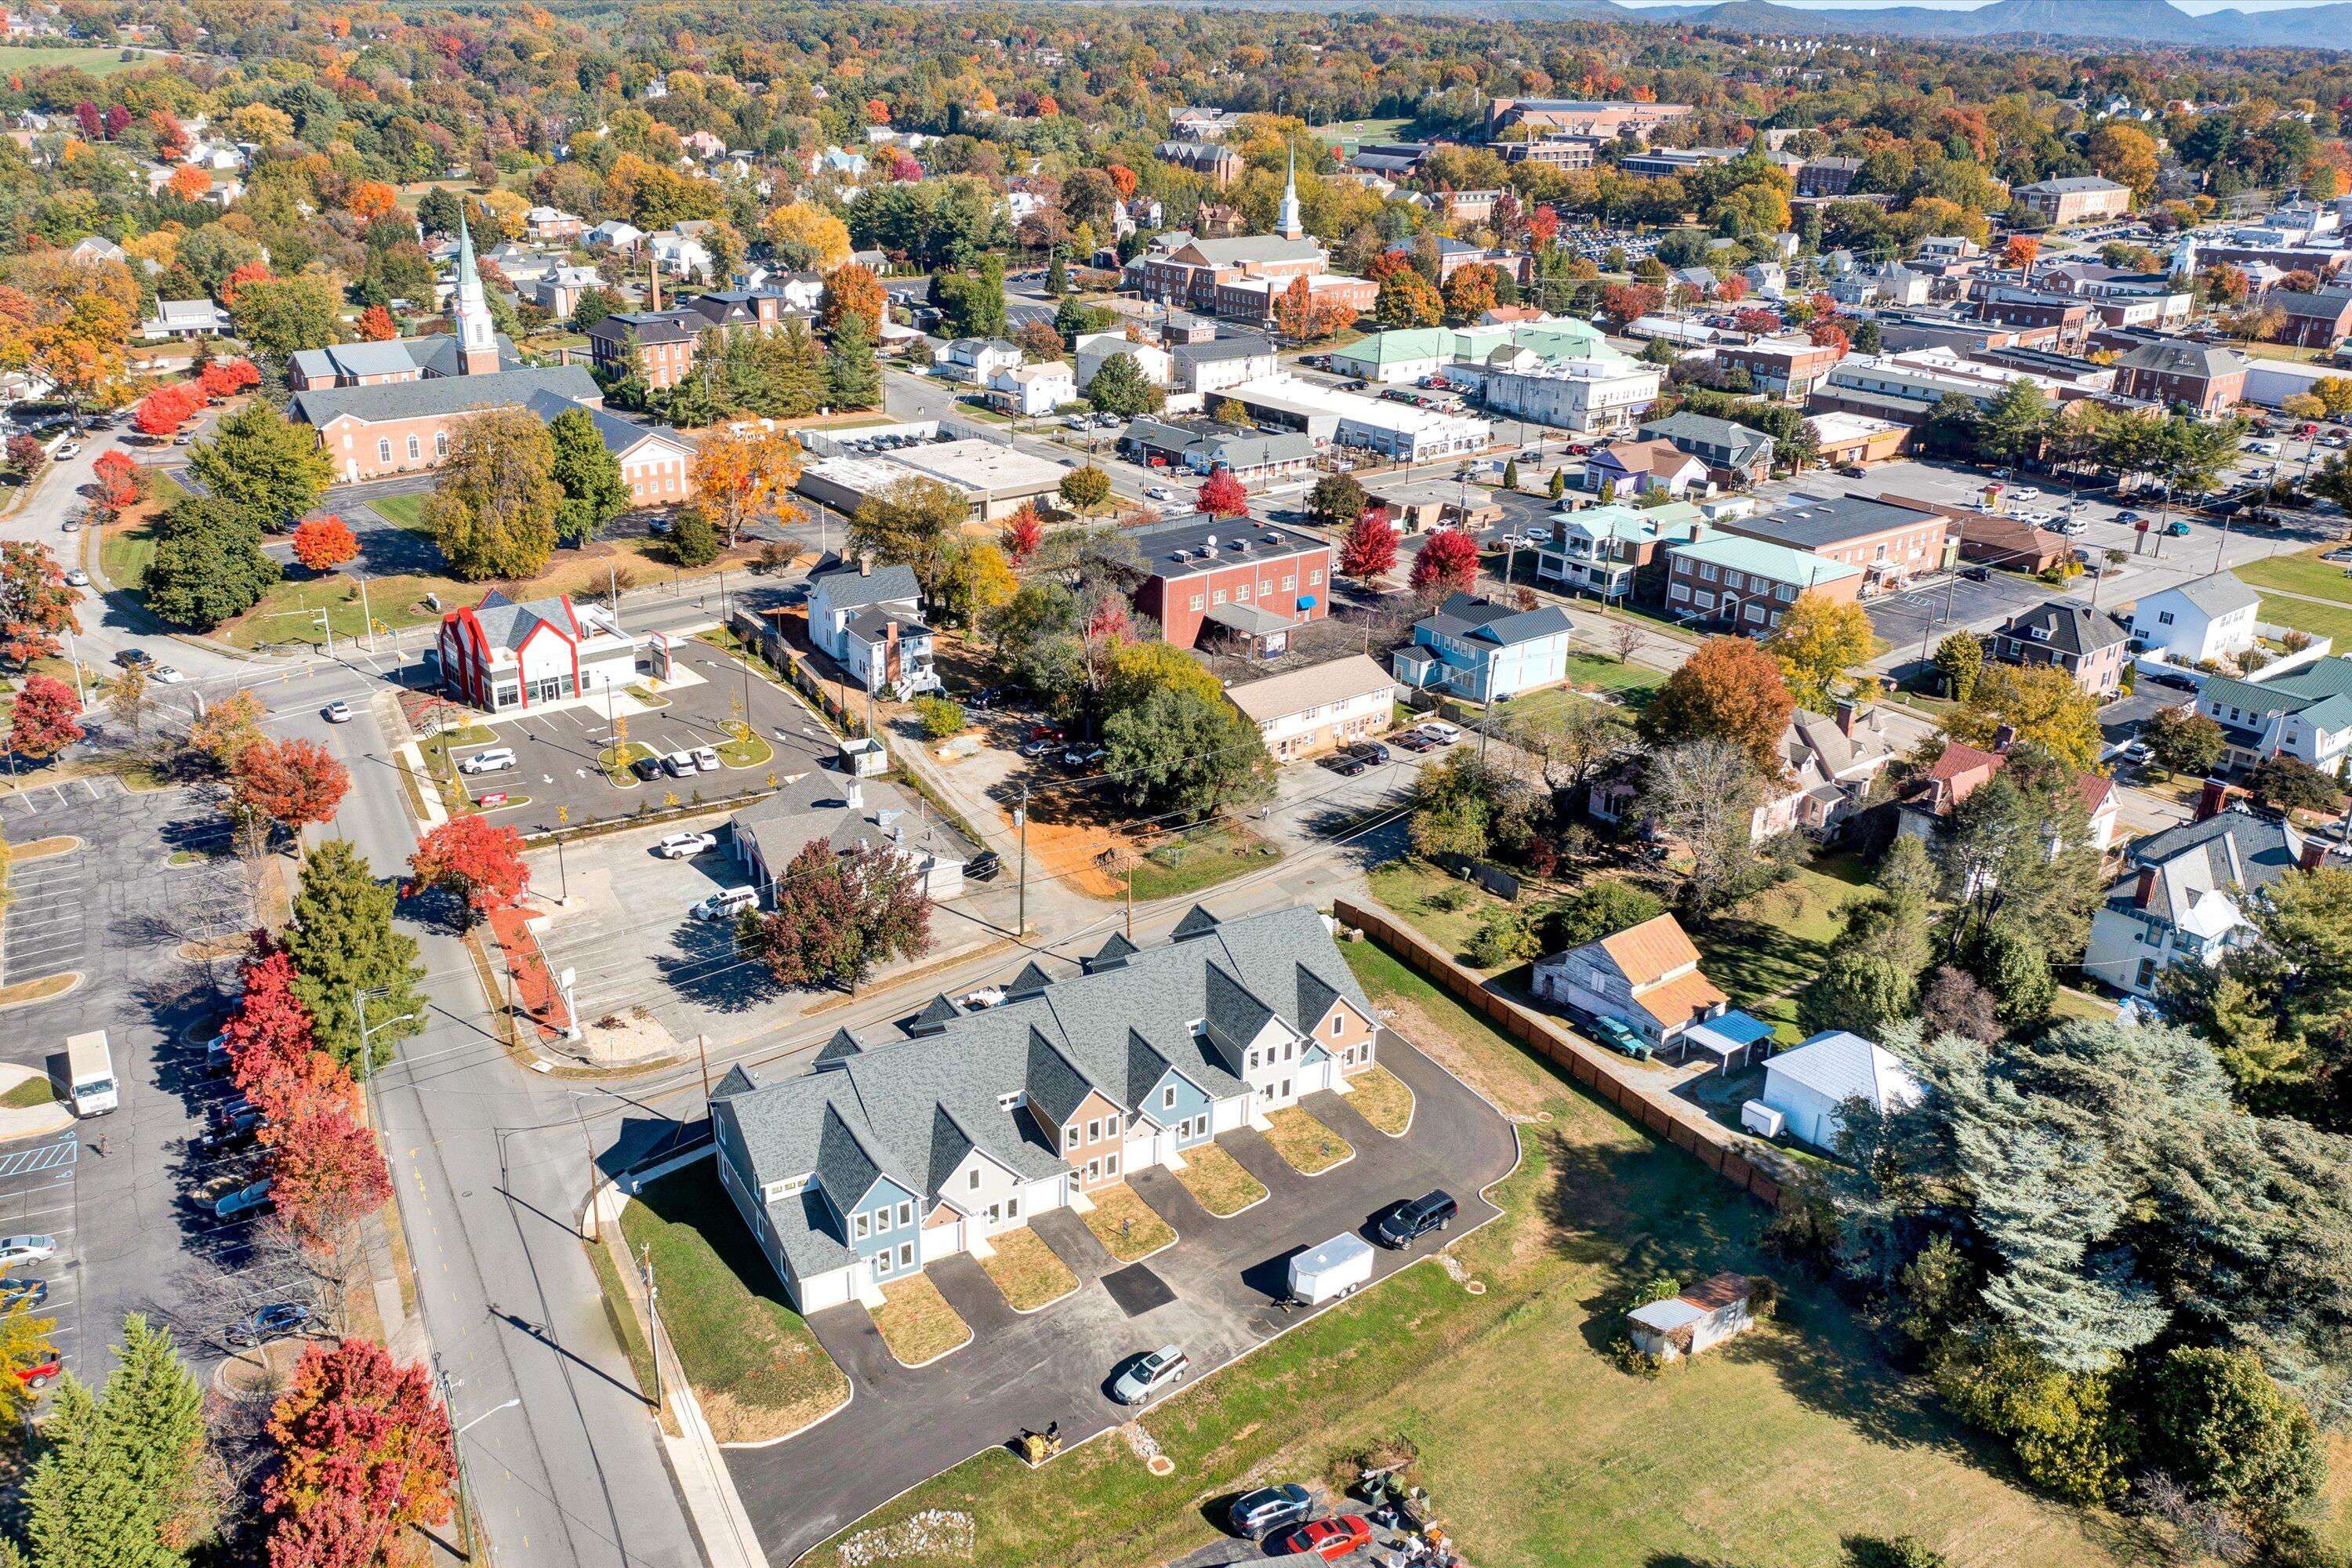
[1128,514,1333,651]
[2113,340,2249,416]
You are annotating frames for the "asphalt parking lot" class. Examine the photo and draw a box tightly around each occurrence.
[0,814,95,986]
[1860,568,2053,660]
[453,630,844,836]
[0,1133,82,1370]
[728,1031,1520,1564]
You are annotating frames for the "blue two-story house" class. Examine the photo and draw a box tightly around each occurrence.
[1392,592,1577,703]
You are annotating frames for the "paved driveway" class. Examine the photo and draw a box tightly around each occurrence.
[724,1031,1519,1564]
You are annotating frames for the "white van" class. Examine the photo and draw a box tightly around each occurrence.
[458,747,517,775]
[66,1030,115,1116]
[690,887,759,922]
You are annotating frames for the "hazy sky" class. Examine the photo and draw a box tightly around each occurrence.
[1613,0,2343,10]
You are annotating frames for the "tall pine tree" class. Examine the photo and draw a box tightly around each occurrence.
[826,312,880,410]
[24,1318,212,1568]
[284,838,424,1073]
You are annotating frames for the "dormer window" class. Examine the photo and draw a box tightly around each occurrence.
[997,1090,1022,1112]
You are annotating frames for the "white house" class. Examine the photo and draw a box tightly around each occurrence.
[436,592,640,713]
[2082,804,2336,997]
[1224,654,1398,762]
[2127,570,2261,665]
[931,337,1023,384]
[804,554,938,695]
[2194,657,2352,778]
[1759,1030,1921,1150]
[986,361,1076,418]
[1075,333,1173,392]
[141,299,230,339]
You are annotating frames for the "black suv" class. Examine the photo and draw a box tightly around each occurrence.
[1226,1483,1314,1539]
[1348,740,1391,765]
[1375,1189,1457,1249]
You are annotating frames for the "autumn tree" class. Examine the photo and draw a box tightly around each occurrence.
[227,940,321,1093]
[290,517,359,572]
[1765,591,1875,711]
[8,673,82,760]
[354,304,398,342]
[424,409,561,581]
[819,262,886,336]
[1272,275,1356,340]
[263,1339,455,1568]
[93,449,144,508]
[1946,663,2103,774]
[1195,467,1248,518]
[134,381,205,437]
[1639,635,1795,781]
[1306,474,1367,531]
[191,690,266,768]
[1408,528,1480,602]
[263,1087,392,1261]
[1060,464,1114,514]
[1375,268,1443,328]
[1001,503,1044,563]
[1442,263,1499,321]
[234,736,353,842]
[408,816,528,929]
[691,426,800,547]
[1339,507,1400,583]
[2002,234,2042,270]
[849,476,964,597]
[198,358,261,400]
[0,540,81,667]
[1934,630,1984,702]
[738,839,932,990]
[766,202,853,271]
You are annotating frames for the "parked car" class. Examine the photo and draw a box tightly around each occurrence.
[690,887,759,922]
[14,1351,60,1389]
[1110,1345,1189,1404]
[654,832,718,859]
[1018,738,1058,760]
[1375,1190,1457,1249]
[1145,486,1175,502]
[1347,741,1390,765]
[1319,753,1368,777]
[1416,721,1462,746]
[192,1120,260,1159]
[1229,1485,1316,1540]
[0,1278,49,1312]
[0,1236,56,1268]
[63,568,88,587]
[630,755,664,782]
[691,746,722,772]
[226,1302,314,1348]
[1061,744,1106,771]
[114,648,153,669]
[324,701,353,723]
[662,750,698,777]
[209,1096,258,1130]
[152,665,186,684]
[1389,730,1436,753]
[212,1179,275,1221]
[2008,485,2042,500]
[2247,440,2282,457]
[964,850,1002,882]
[458,748,517,775]
[53,441,80,461]
[1265,1515,1374,1561]
[647,514,673,535]
[1025,724,1061,743]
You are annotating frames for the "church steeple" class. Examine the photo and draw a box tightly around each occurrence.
[451,209,500,376]
[1276,147,1304,241]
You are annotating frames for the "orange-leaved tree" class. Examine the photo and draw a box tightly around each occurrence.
[291,515,359,572]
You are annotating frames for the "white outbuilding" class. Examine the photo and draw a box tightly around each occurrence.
[1759,1030,1922,1151]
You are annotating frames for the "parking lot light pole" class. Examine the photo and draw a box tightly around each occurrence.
[1014,784,1029,938]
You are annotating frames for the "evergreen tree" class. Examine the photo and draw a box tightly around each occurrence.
[284,839,423,1073]
[143,497,281,631]
[1501,458,1519,490]
[826,312,881,410]
[187,405,333,532]
[1934,629,1984,702]
[547,407,628,548]
[773,320,826,418]
[1053,292,1093,343]
[23,1319,209,1568]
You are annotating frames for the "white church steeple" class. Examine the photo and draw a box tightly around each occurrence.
[451,209,501,376]
[1276,147,1304,241]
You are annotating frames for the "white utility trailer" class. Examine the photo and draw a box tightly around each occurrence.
[1289,1232,1375,1305]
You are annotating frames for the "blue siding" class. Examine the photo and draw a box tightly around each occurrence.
[1144,1069,1213,1145]
[844,1174,920,1262]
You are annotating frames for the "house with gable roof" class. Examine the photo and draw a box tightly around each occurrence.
[435,592,640,713]
[804,552,939,697]
[1759,1030,1922,1149]
[709,905,1382,1309]
[1531,912,1730,1054]
[1895,734,2121,854]
[1392,592,1577,702]
[2192,655,2352,779]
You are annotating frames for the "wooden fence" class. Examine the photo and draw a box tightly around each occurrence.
[1334,898,1798,1211]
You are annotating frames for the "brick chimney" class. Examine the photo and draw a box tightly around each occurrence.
[1835,698,1858,738]
[2135,866,2159,907]
[858,550,873,577]
[2196,778,2231,822]
[2301,838,2333,873]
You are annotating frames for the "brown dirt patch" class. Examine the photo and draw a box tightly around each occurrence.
[1377,995,1553,1119]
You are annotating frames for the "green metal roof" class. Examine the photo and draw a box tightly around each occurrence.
[1332,328,1457,366]
[1668,533,1864,586]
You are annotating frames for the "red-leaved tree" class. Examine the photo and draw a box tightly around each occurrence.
[738,838,932,990]
[1196,467,1249,518]
[263,1093,390,1258]
[219,260,273,307]
[7,674,82,760]
[1601,282,1664,322]
[135,381,205,437]
[227,938,321,1094]
[1000,503,1044,564]
[93,449,145,508]
[1408,528,1481,602]
[291,517,359,572]
[408,816,528,928]
[234,736,353,840]
[1,540,80,667]
[1732,307,1781,337]
[1338,506,1399,583]
[1806,318,1851,356]
[263,1338,456,1568]
[200,358,262,399]
[1717,274,1749,303]
[1527,203,1560,249]
[355,304,398,343]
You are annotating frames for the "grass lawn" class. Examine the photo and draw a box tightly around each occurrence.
[617,1165,849,1444]
[806,935,2139,1568]
[1127,822,1281,903]
[1171,1143,1265,1217]
[2053,985,2113,1023]
[1261,1105,1352,1175]
[716,724,774,768]
[0,1076,56,1109]
[600,741,655,786]
[1366,858,1516,969]
[0,44,150,74]
[1342,1065,1414,1134]
[2231,546,2352,605]
[585,1240,660,1406]
[369,492,427,531]
[1565,652,1668,699]
[870,1275,971,1367]
[1080,1182,1174,1262]
[1686,857,1873,1042]
[977,1226,1079,1312]
[2256,593,2352,648]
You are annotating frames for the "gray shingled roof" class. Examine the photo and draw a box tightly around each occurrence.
[2000,599,2129,658]
[1423,593,1574,650]
[285,365,600,428]
[2164,570,2262,619]
[808,554,922,613]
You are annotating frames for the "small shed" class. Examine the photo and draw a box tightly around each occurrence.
[1625,1273,1756,1361]
[1679,1010,1776,1074]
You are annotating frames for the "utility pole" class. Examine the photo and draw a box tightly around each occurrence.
[575,1094,600,1242]
[1014,783,1029,938]
[640,1242,664,1411]
[358,574,376,652]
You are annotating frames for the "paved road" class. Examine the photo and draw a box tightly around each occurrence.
[726,1031,1518,1564]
